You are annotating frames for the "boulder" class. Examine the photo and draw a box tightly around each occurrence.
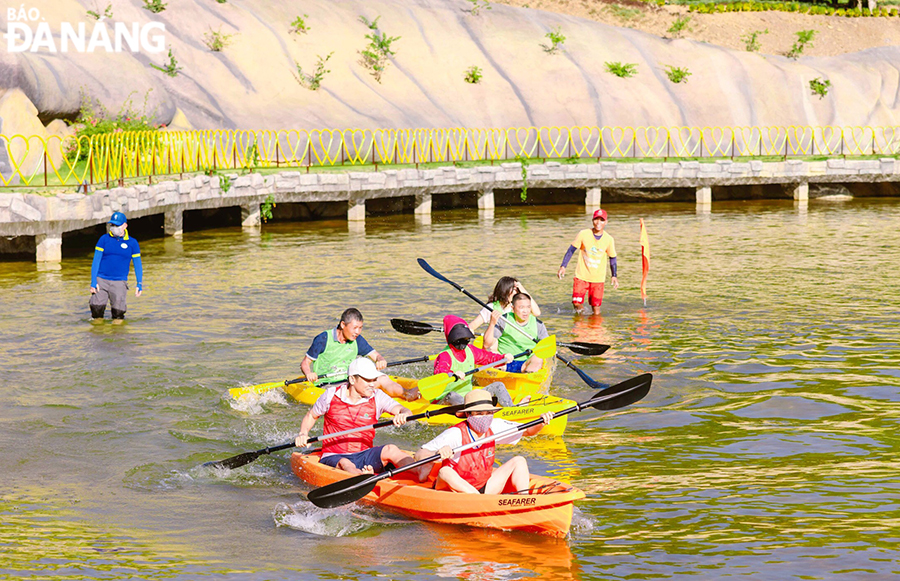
[0,0,897,133]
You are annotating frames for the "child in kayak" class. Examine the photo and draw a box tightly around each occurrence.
[413,389,554,493]
[468,277,541,333]
[483,293,549,373]
[433,315,514,406]
[295,357,414,475]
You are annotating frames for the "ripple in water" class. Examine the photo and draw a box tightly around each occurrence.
[273,502,372,537]
[228,388,289,415]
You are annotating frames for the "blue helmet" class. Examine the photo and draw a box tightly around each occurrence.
[109,212,127,226]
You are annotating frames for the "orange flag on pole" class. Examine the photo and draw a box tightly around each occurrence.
[639,218,650,306]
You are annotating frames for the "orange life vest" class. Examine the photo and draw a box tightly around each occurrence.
[321,390,377,455]
[442,421,495,490]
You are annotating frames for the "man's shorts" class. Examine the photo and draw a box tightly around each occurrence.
[572,277,605,307]
[90,278,128,311]
[320,445,387,472]
[505,360,526,374]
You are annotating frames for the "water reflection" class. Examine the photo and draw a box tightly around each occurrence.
[2,200,899,580]
[428,525,580,581]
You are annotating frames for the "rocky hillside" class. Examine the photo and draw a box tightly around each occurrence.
[1,0,899,135]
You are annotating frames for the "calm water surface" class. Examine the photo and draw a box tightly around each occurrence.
[1,199,899,580]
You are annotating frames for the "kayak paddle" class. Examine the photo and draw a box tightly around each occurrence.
[228,354,437,399]
[203,402,468,470]
[414,259,611,357]
[307,372,653,509]
[415,335,557,401]
[391,317,608,356]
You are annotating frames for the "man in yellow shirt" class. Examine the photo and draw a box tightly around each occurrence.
[557,209,618,315]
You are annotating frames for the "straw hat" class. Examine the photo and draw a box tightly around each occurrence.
[455,389,502,417]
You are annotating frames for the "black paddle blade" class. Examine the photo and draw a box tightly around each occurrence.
[588,373,653,411]
[562,341,611,356]
[203,451,262,471]
[390,318,437,336]
[307,473,380,508]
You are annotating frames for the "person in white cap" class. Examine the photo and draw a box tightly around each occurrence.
[557,208,618,315]
[412,389,554,494]
[295,357,414,475]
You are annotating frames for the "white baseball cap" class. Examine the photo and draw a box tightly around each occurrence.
[348,357,384,380]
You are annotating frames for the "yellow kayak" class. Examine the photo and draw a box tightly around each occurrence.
[284,376,570,436]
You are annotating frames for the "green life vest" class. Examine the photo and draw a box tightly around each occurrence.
[497,312,538,361]
[437,346,475,399]
[312,328,359,385]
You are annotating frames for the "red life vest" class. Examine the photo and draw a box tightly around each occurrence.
[321,389,377,455]
[442,421,495,490]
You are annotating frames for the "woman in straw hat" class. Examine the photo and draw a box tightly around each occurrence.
[413,389,554,494]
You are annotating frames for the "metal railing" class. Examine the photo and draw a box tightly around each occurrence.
[2,125,899,188]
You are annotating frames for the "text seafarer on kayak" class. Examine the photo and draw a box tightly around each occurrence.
[89,212,143,321]
[300,308,419,401]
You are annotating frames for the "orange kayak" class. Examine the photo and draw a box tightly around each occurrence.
[291,451,585,538]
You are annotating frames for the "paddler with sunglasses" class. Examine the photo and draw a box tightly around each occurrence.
[412,389,555,493]
[430,315,515,407]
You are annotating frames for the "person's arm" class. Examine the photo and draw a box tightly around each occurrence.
[482,309,502,351]
[536,321,550,341]
[608,238,619,289]
[367,349,388,371]
[388,402,412,426]
[467,312,486,332]
[90,246,103,291]
[557,233,583,279]
[376,376,407,399]
[300,356,317,383]
[523,412,555,437]
[515,283,541,317]
[433,351,453,375]
[130,240,142,296]
[294,408,321,448]
[471,345,510,366]
[302,333,327,382]
[356,336,375,359]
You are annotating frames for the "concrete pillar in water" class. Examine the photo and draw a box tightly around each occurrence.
[696,186,712,207]
[348,199,366,221]
[164,209,183,236]
[35,233,62,263]
[241,203,261,228]
[478,188,494,210]
[585,187,601,208]
[792,183,809,202]
[414,193,432,215]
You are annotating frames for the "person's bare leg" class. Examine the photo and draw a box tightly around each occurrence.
[484,456,529,495]
[524,355,542,372]
[381,444,414,469]
[336,458,365,475]
[413,448,438,482]
[437,466,481,493]
[592,305,602,315]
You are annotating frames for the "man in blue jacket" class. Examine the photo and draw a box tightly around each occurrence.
[90,212,143,320]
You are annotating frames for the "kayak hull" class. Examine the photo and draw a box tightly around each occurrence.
[292,451,585,537]
[229,350,554,402]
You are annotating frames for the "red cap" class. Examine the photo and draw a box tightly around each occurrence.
[592,209,608,221]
